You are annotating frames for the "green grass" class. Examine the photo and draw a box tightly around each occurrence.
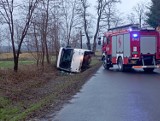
[0,97,20,121]
[0,57,102,121]
[0,61,35,68]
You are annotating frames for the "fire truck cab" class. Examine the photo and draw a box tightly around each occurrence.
[102,24,160,72]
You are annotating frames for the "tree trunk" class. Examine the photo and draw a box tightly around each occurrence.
[81,0,91,50]
[42,42,45,66]
[45,40,50,64]
[86,41,91,50]
[92,16,100,53]
[14,56,18,72]
[92,36,97,54]
[45,0,50,64]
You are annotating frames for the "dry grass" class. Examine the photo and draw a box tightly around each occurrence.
[0,56,102,121]
[0,64,58,102]
[0,52,36,60]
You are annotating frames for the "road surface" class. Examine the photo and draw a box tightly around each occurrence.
[43,66,160,121]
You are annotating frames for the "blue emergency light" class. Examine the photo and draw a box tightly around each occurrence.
[133,33,138,38]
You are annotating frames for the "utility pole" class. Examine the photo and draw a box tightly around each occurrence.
[80,30,85,49]
[80,30,82,49]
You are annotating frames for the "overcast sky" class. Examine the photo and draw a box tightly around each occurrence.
[88,0,151,15]
[117,0,150,14]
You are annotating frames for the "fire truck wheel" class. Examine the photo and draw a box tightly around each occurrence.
[103,56,110,70]
[143,68,154,72]
[101,55,105,61]
[117,57,124,72]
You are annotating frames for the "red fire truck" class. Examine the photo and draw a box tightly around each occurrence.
[102,24,160,72]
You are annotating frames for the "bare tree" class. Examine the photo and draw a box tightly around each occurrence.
[26,0,62,66]
[0,0,41,71]
[40,0,50,64]
[103,2,114,30]
[92,0,120,53]
[49,1,61,62]
[127,12,136,24]
[101,1,122,30]
[112,12,124,27]
[80,0,92,50]
[26,19,41,66]
[49,16,60,63]
[133,1,146,28]
[61,0,82,46]
[25,2,48,67]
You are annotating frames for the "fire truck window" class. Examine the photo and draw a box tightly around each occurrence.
[103,37,107,44]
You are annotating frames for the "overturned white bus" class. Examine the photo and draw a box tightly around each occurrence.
[57,47,93,73]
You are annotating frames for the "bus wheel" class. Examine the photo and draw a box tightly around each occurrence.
[118,57,124,72]
[143,68,154,72]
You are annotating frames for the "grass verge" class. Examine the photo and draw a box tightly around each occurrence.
[0,57,102,121]
[0,61,35,69]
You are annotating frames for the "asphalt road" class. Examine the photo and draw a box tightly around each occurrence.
[46,66,160,121]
